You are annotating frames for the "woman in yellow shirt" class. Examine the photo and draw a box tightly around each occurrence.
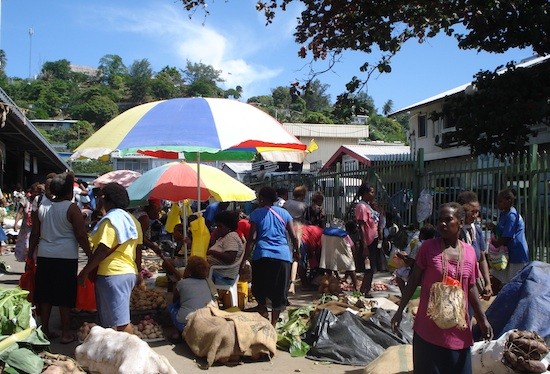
[77,182,142,333]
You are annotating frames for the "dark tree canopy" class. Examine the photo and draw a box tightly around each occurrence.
[440,58,550,156]
[179,0,549,154]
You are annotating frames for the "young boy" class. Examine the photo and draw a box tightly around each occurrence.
[394,224,436,295]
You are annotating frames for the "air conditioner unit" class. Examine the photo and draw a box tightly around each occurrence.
[434,134,443,147]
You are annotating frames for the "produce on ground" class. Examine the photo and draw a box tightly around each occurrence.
[40,352,86,374]
[504,330,550,373]
[75,325,177,374]
[132,315,164,340]
[142,259,163,273]
[318,274,341,295]
[130,284,167,310]
[0,287,32,335]
[371,283,389,292]
[77,322,97,342]
[276,306,314,357]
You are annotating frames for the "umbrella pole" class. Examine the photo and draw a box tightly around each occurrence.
[182,201,188,265]
[197,152,201,209]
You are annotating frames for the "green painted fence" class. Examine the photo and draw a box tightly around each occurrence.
[247,145,549,263]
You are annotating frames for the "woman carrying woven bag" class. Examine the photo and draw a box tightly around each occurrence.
[391,202,493,374]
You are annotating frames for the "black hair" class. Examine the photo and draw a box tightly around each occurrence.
[440,202,465,222]
[357,182,373,197]
[259,186,278,205]
[457,190,479,205]
[50,172,74,198]
[214,210,239,231]
[276,187,288,196]
[498,188,517,202]
[102,182,130,209]
[419,224,436,240]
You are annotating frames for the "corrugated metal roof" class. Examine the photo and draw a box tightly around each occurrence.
[390,55,550,116]
[343,144,411,161]
[282,123,369,138]
[222,162,252,173]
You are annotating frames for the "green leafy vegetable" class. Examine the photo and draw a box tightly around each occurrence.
[276,305,314,357]
[0,347,44,374]
[0,288,32,335]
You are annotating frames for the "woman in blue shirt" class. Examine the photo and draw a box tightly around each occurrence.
[491,188,529,285]
[244,186,300,326]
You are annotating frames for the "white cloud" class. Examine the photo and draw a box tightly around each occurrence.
[83,3,283,99]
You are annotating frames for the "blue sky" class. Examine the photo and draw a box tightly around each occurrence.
[1,0,534,112]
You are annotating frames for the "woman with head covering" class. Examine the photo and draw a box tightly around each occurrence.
[29,172,91,343]
[77,182,142,334]
[391,202,493,373]
[244,186,300,326]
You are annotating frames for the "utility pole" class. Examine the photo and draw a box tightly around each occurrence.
[28,27,34,79]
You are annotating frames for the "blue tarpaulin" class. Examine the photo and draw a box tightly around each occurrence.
[473,261,550,340]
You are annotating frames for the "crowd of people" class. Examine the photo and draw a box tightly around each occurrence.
[4,173,532,372]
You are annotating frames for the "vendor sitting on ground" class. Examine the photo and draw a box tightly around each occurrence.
[207,210,245,285]
[164,256,214,338]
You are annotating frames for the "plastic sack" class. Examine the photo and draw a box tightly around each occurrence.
[471,330,516,374]
[76,278,97,311]
[190,215,210,258]
[487,243,508,270]
[18,258,35,302]
[416,188,433,223]
[305,308,413,366]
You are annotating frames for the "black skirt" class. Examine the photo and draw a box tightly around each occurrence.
[34,257,78,308]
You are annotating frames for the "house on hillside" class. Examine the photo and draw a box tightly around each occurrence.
[320,143,411,172]
[390,55,550,163]
[0,89,69,189]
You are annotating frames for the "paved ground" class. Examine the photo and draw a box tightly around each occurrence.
[0,246,368,373]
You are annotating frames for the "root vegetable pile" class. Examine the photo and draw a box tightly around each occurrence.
[77,322,97,342]
[142,259,163,273]
[318,274,341,295]
[40,352,86,374]
[504,330,549,373]
[371,283,389,292]
[130,284,167,310]
[132,315,164,340]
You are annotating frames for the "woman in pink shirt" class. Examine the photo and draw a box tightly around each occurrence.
[391,202,493,373]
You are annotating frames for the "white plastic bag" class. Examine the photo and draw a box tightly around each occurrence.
[471,330,515,374]
[416,189,433,223]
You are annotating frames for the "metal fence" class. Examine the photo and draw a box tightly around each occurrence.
[247,145,549,262]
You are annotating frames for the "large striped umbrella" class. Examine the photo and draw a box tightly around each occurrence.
[126,162,256,204]
[70,97,306,162]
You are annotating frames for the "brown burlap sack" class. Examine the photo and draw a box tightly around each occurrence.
[184,304,277,367]
[363,345,413,374]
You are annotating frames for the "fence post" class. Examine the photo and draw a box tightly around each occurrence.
[335,162,341,219]
[528,144,539,261]
[412,148,425,227]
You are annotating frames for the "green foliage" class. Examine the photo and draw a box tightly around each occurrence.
[302,79,331,112]
[304,111,333,124]
[276,306,314,357]
[98,54,128,87]
[128,59,153,103]
[70,96,118,128]
[368,114,406,143]
[271,86,292,108]
[183,79,224,98]
[40,59,72,81]
[71,160,113,175]
[442,59,550,156]
[247,95,274,107]
[183,61,224,84]
[0,288,32,335]
[332,91,376,123]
